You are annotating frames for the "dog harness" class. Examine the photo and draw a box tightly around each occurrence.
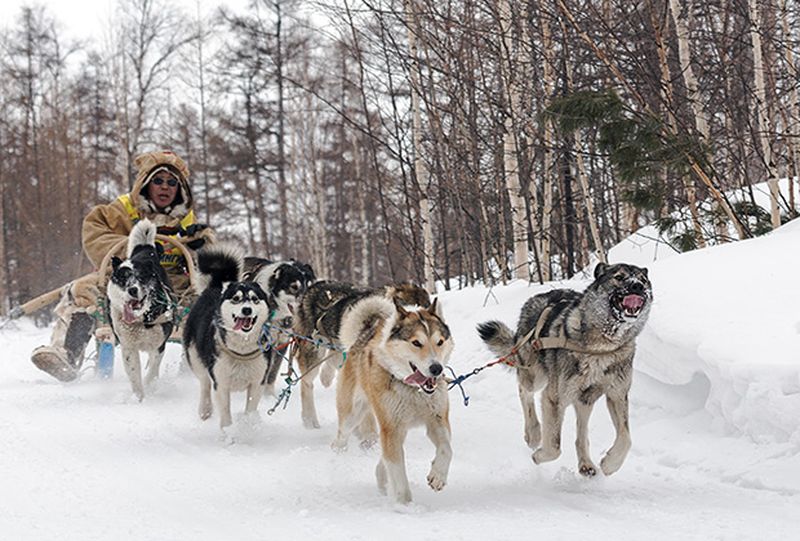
[517,305,626,356]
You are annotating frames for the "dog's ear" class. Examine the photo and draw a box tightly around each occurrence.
[111,256,122,271]
[428,297,443,319]
[640,267,649,278]
[594,262,609,280]
[393,297,409,317]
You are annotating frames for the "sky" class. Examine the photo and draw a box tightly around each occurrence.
[0,0,249,44]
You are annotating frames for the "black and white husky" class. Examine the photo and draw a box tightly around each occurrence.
[242,257,316,390]
[183,246,273,429]
[107,219,175,401]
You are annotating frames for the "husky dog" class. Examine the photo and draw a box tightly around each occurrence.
[242,257,316,389]
[107,219,175,401]
[293,280,431,429]
[478,263,652,477]
[334,296,454,504]
[183,246,273,429]
[242,257,315,324]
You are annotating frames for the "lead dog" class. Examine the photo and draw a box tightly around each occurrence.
[183,246,272,429]
[107,219,175,401]
[478,263,652,476]
[334,296,454,504]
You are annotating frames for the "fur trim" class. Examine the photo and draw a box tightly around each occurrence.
[126,219,156,257]
[195,244,244,293]
[130,150,193,222]
[339,296,397,352]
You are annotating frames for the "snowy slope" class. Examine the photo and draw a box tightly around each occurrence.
[3,219,800,540]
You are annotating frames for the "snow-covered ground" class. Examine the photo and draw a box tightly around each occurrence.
[3,218,800,540]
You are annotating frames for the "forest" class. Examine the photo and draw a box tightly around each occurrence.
[1,0,797,315]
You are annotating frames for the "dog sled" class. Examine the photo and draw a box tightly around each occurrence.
[2,234,199,379]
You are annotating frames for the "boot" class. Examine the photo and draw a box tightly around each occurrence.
[31,346,79,382]
[30,285,97,382]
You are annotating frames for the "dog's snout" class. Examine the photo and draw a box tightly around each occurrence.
[128,286,138,298]
[628,281,645,294]
[241,306,252,316]
[281,316,293,328]
[429,363,443,377]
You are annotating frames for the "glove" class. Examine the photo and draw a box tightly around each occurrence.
[156,225,181,236]
[180,223,209,237]
[186,238,206,250]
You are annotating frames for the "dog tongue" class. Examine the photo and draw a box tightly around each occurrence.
[622,294,644,310]
[123,303,137,324]
[233,319,244,331]
[404,370,430,387]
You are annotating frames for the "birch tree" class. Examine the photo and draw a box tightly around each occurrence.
[405,0,435,293]
[498,0,530,280]
[748,0,781,229]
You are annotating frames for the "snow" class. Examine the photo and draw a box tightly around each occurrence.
[3,218,800,539]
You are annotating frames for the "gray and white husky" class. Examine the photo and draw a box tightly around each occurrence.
[107,219,175,401]
[478,262,652,477]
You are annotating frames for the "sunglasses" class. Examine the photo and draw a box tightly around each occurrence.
[151,177,178,187]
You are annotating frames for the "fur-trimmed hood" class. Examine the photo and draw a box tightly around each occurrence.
[130,150,194,224]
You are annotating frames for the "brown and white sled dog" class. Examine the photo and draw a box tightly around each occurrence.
[478,262,652,477]
[107,219,176,401]
[293,280,431,429]
[183,245,273,429]
[334,296,454,504]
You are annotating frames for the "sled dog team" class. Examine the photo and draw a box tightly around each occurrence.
[111,220,653,504]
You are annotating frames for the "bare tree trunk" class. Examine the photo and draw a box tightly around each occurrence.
[196,0,211,224]
[666,0,707,245]
[273,0,290,256]
[498,0,530,280]
[539,2,555,280]
[560,14,606,263]
[351,132,370,287]
[0,152,6,314]
[749,0,781,229]
[405,0,435,293]
[780,0,799,213]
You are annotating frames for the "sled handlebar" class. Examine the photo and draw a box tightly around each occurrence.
[7,235,199,320]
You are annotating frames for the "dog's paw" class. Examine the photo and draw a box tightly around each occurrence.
[532,447,560,465]
[302,416,321,430]
[524,427,541,450]
[578,462,598,477]
[376,462,387,495]
[198,402,213,420]
[600,453,624,476]
[427,469,447,492]
[359,436,378,451]
[331,438,348,453]
[392,488,413,505]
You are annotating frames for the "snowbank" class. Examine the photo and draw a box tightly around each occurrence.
[610,217,800,444]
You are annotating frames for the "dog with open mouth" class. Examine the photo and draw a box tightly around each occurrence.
[292,280,431,430]
[107,219,176,401]
[478,262,652,477]
[241,257,316,393]
[183,245,273,429]
[333,295,454,504]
